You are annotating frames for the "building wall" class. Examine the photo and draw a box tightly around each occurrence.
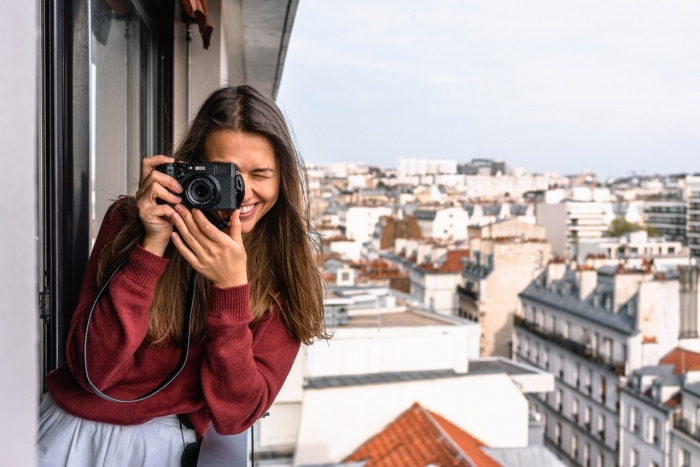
[304,321,479,377]
[0,1,38,464]
[537,203,567,257]
[618,391,668,467]
[479,241,550,357]
[345,206,392,243]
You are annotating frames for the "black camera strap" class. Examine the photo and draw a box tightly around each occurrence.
[82,216,230,403]
[83,261,198,402]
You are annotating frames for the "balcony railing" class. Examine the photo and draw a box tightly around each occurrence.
[674,415,700,442]
[514,316,627,376]
[457,285,479,301]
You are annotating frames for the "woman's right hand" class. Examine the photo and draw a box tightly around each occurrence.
[135,155,184,256]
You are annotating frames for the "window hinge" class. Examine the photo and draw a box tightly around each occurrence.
[39,288,51,322]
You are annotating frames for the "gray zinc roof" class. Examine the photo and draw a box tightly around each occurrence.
[519,273,636,335]
[414,209,437,221]
[305,369,464,389]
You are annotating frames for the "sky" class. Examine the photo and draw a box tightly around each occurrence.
[275,1,700,179]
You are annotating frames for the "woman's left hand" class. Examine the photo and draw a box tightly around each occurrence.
[170,206,248,288]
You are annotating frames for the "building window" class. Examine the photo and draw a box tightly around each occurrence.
[585,406,592,431]
[563,321,570,338]
[599,414,606,441]
[584,444,590,467]
[555,389,563,412]
[572,398,579,422]
[599,375,607,404]
[585,368,592,395]
[681,448,691,467]
[533,342,540,364]
[543,347,549,370]
[555,422,562,446]
[558,354,564,379]
[649,417,659,445]
[630,406,640,434]
[631,449,639,467]
[598,453,605,467]
[574,363,580,388]
[572,434,578,459]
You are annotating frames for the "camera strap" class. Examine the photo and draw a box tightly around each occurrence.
[83,261,198,402]
[82,215,231,403]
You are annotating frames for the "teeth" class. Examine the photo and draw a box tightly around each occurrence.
[240,204,255,214]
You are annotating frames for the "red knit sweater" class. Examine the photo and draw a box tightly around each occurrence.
[46,200,301,438]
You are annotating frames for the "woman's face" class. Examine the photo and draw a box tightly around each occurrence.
[204,130,280,236]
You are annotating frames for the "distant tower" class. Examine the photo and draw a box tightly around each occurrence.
[679,266,699,339]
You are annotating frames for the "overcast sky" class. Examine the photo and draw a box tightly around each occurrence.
[275,1,700,179]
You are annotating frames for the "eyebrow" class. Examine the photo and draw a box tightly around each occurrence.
[251,167,276,174]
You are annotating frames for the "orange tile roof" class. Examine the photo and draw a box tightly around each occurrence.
[344,402,502,467]
[664,392,682,408]
[660,347,700,374]
[428,411,503,467]
[420,250,470,273]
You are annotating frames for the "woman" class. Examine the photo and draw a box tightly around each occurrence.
[38,85,327,466]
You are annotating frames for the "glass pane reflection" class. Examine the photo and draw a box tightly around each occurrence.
[90,0,156,247]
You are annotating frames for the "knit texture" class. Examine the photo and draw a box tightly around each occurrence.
[46,199,300,438]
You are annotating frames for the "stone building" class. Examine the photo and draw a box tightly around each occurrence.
[458,219,551,357]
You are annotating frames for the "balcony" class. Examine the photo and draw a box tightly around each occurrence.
[674,414,700,441]
[457,285,479,301]
[514,316,627,376]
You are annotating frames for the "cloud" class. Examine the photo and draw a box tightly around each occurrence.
[430,75,459,86]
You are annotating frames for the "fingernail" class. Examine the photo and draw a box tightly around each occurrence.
[173,196,182,202]
[175,184,183,192]
[175,204,182,212]
[172,213,181,221]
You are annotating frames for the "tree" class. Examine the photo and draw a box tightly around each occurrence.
[607,217,640,237]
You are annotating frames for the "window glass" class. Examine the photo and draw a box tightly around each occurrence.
[90,1,157,246]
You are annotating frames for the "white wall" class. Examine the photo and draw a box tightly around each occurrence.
[304,322,480,378]
[345,206,392,243]
[0,1,38,464]
[293,373,530,465]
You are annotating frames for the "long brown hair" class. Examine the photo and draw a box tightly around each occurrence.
[97,85,328,345]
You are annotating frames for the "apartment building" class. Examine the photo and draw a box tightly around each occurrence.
[513,261,699,467]
[414,206,469,241]
[686,177,700,259]
[575,231,684,265]
[644,201,687,244]
[536,201,616,259]
[458,219,551,357]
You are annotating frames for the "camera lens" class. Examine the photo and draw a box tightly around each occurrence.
[186,176,218,207]
[194,183,210,199]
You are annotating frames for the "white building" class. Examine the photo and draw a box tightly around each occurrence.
[414,206,469,241]
[575,230,685,264]
[344,206,393,244]
[536,201,616,259]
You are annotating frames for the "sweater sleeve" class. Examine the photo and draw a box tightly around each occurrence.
[200,284,301,435]
[65,200,170,393]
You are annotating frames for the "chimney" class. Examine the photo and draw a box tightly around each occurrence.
[679,266,699,339]
[546,260,566,287]
[577,269,597,300]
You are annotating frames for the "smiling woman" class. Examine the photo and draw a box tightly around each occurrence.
[38,85,328,466]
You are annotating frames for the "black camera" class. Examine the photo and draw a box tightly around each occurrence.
[155,162,245,211]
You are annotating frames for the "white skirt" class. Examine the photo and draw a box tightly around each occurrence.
[37,393,196,467]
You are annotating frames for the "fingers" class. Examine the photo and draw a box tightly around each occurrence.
[140,155,174,187]
[136,170,183,201]
[191,209,229,243]
[229,210,243,244]
[171,206,208,255]
[170,232,199,266]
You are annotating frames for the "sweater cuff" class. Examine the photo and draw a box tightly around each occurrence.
[122,244,170,289]
[209,282,251,319]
